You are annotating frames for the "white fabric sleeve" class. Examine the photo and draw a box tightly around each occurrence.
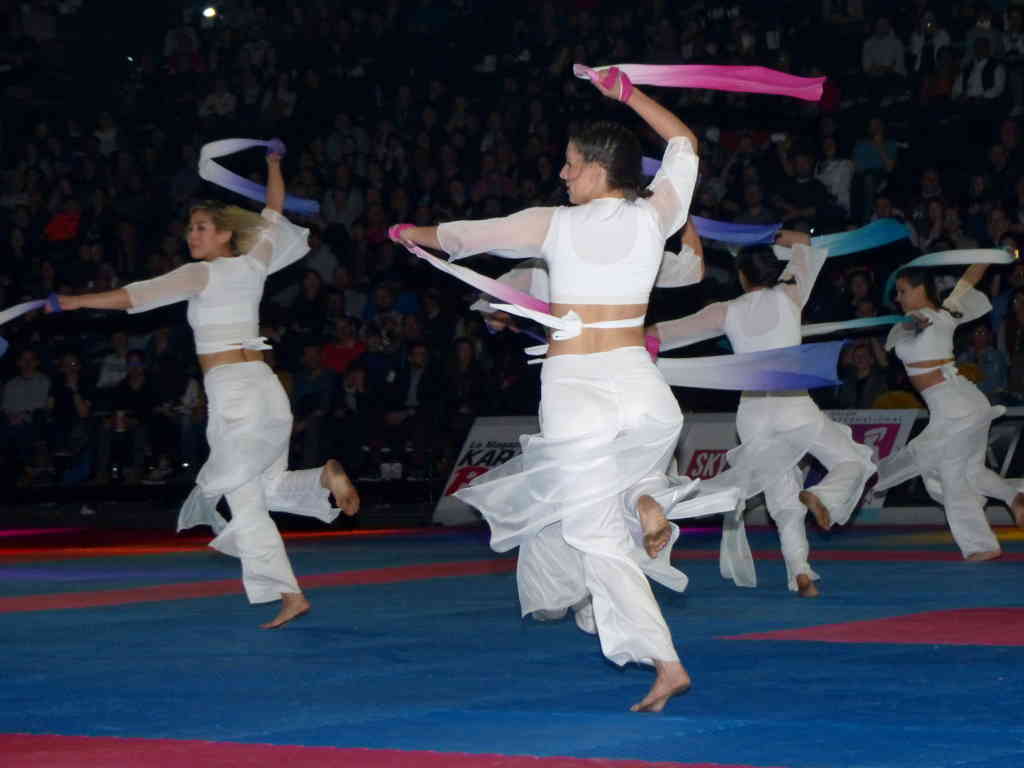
[437,207,554,261]
[251,207,311,274]
[647,136,699,240]
[943,281,992,324]
[655,243,702,288]
[775,243,828,309]
[654,302,728,349]
[124,262,209,314]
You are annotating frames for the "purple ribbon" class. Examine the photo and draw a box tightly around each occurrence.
[691,216,781,245]
[198,138,319,215]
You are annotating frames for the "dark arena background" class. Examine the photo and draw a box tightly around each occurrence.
[1,2,1023,766]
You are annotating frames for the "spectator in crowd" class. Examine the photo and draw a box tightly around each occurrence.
[95,350,155,484]
[861,17,907,107]
[321,316,366,376]
[838,340,889,409]
[292,341,337,468]
[47,350,93,483]
[1,349,52,483]
[958,321,1009,402]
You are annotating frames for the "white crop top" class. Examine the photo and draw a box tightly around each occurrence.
[654,243,828,352]
[123,208,309,354]
[437,136,699,305]
[885,285,991,364]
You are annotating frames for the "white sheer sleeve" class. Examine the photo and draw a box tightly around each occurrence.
[248,207,311,274]
[654,302,729,351]
[655,243,702,288]
[124,262,209,314]
[775,243,828,309]
[438,207,554,261]
[943,281,992,325]
[647,137,699,240]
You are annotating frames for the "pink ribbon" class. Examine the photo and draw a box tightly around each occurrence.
[574,63,825,102]
[389,230,660,358]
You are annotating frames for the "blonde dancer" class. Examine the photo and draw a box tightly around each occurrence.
[50,151,359,628]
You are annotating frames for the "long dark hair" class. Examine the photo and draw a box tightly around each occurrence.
[893,266,961,317]
[735,244,795,289]
[568,121,652,202]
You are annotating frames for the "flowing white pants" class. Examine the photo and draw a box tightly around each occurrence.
[459,347,702,667]
[179,362,337,603]
[729,395,875,590]
[876,373,1016,558]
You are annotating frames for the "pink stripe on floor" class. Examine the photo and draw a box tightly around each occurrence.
[0,734,783,768]
[0,559,515,614]
[725,607,1024,646]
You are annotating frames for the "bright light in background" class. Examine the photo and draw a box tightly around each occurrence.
[202,6,217,19]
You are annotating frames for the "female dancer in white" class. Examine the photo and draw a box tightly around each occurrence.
[394,70,708,712]
[49,151,360,627]
[877,265,1024,559]
[649,231,875,597]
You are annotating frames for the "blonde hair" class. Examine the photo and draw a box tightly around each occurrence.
[188,201,267,255]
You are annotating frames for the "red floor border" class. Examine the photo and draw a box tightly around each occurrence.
[0,734,782,768]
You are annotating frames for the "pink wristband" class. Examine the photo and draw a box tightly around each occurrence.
[388,223,414,243]
[603,67,633,103]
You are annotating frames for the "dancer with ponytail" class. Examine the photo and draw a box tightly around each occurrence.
[877,264,1024,559]
[48,150,360,628]
[649,231,876,597]
[392,67,723,712]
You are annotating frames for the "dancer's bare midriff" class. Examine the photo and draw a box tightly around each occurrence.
[906,358,954,392]
[547,302,648,356]
[199,348,265,375]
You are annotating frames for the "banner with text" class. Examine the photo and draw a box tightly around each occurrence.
[433,415,539,526]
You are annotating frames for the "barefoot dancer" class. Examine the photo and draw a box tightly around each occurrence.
[49,151,359,628]
[394,68,708,712]
[877,264,1024,560]
[649,231,875,597]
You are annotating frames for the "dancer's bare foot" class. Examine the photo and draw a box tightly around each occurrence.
[638,495,671,558]
[630,660,691,713]
[795,573,820,598]
[1011,492,1024,528]
[260,592,310,629]
[322,459,360,516]
[966,550,1002,562]
[799,490,832,529]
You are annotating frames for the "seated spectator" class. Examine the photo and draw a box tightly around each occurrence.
[815,136,854,217]
[773,152,835,230]
[861,17,907,106]
[332,265,368,319]
[95,350,155,484]
[47,350,93,483]
[838,341,889,409]
[958,321,1009,401]
[305,225,340,287]
[292,342,337,468]
[95,330,131,391]
[853,117,899,220]
[373,342,445,479]
[1,348,51,483]
[443,336,490,443]
[953,37,1007,127]
[321,317,366,376]
[327,366,372,477]
[288,270,329,340]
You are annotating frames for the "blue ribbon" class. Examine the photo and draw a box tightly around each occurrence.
[809,218,910,257]
[657,340,846,390]
[198,138,319,216]
[691,215,781,245]
[882,248,1016,307]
